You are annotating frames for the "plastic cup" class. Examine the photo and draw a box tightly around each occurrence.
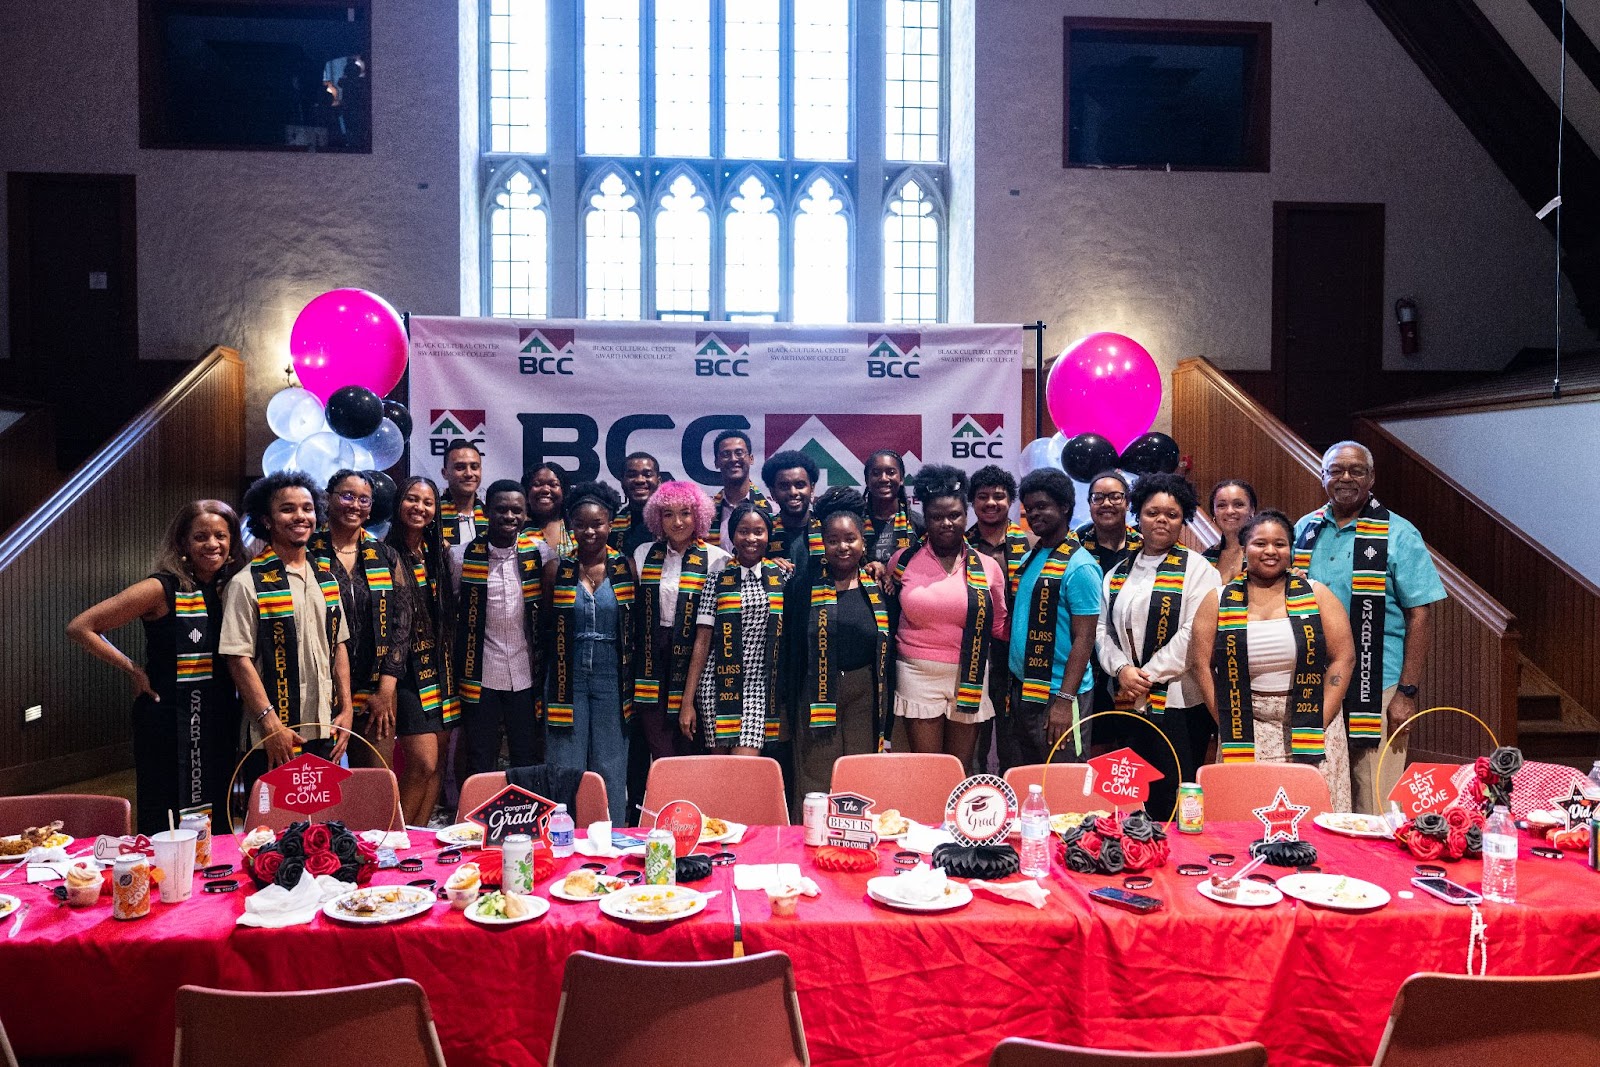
[767,886,801,918]
[151,829,198,903]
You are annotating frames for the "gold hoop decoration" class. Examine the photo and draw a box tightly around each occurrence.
[1041,709,1185,823]
[1370,705,1499,815]
[225,721,397,836]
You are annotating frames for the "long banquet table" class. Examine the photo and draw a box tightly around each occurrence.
[3,821,1599,1066]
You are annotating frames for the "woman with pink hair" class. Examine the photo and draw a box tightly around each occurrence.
[632,481,730,763]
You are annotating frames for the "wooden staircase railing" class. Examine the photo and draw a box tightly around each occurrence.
[0,347,245,793]
[1173,357,1520,761]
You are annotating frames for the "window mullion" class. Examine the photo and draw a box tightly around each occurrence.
[779,0,793,163]
[641,0,655,158]
[710,0,725,160]
[548,1,580,316]
[854,0,885,323]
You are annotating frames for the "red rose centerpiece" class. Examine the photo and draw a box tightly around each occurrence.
[1393,806,1484,862]
[1057,811,1169,875]
[245,820,376,889]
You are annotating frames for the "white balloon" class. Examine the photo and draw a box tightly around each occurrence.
[282,393,328,443]
[266,387,317,439]
[1017,437,1056,475]
[1048,432,1068,471]
[348,442,375,470]
[262,437,299,475]
[358,418,406,470]
[294,431,356,487]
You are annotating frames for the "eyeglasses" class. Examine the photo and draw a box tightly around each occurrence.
[335,492,373,507]
[718,449,749,460]
[1324,466,1370,479]
[1088,492,1126,505]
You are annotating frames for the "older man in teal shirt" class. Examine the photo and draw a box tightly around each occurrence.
[1294,441,1445,812]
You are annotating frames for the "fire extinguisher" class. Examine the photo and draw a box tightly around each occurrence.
[1395,298,1419,355]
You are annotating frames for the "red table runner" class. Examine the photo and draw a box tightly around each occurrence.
[2,822,1599,1066]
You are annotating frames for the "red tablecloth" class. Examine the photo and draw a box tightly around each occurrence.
[3,822,1599,1066]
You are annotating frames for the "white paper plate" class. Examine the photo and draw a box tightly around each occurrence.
[1313,812,1394,839]
[0,894,19,920]
[464,893,548,925]
[0,834,73,862]
[866,875,973,913]
[1198,879,1283,908]
[435,823,483,847]
[322,885,436,925]
[1277,873,1390,911]
[597,884,708,924]
[699,821,742,845]
[549,874,629,902]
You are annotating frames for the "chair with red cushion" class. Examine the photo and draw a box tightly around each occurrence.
[549,951,807,1067]
[247,767,402,831]
[642,755,791,826]
[175,979,446,1067]
[990,1038,1267,1066]
[1371,971,1600,1066]
[830,753,966,826]
[1195,762,1332,822]
[1004,764,1097,815]
[0,793,131,838]
[455,771,610,827]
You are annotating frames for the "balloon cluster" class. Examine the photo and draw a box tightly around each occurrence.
[260,289,412,524]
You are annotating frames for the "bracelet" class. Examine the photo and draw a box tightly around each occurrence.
[255,707,274,723]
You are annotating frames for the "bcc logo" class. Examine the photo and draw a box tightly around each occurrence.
[518,328,575,376]
[867,333,921,379]
[694,331,750,377]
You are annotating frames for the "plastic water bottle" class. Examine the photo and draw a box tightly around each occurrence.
[1481,804,1517,904]
[548,804,575,859]
[1585,760,1600,800]
[1019,784,1051,879]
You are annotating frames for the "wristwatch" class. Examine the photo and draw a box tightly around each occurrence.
[1396,684,1419,699]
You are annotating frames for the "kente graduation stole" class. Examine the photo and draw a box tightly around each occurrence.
[547,550,635,727]
[710,562,786,744]
[456,531,543,705]
[170,578,221,807]
[406,555,459,726]
[607,505,642,551]
[1293,497,1388,746]
[710,484,772,541]
[438,496,487,547]
[1214,573,1326,764]
[1075,523,1142,557]
[1016,539,1084,711]
[769,515,824,563]
[634,541,710,714]
[310,530,394,708]
[805,571,890,741]
[868,506,915,556]
[1105,547,1190,716]
[892,538,993,716]
[967,522,1030,601]
[251,546,342,735]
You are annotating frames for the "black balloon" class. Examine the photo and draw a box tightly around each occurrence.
[1061,433,1119,483]
[1118,433,1180,475]
[382,399,412,439]
[366,469,397,525]
[325,385,384,440]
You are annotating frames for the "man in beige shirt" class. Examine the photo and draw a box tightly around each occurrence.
[221,472,353,771]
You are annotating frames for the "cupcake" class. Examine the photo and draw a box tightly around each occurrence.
[65,862,103,907]
[1209,873,1240,900]
[446,863,481,910]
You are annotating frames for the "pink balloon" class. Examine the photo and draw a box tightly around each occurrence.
[1045,332,1162,453]
[290,288,408,403]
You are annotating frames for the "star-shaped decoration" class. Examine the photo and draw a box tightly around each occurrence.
[1253,787,1311,843]
[1550,783,1598,830]
[1088,747,1164,808]
[257,753,353,816]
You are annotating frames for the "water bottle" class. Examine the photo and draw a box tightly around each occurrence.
[548,804,575,859]
[1481,804,1517,904]
[1019,784,1052,879]
[1586,760,1600,801]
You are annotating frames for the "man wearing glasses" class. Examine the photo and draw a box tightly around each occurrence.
[1294,441,1445,812]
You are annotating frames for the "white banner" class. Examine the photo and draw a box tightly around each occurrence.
[406,318,1022,492]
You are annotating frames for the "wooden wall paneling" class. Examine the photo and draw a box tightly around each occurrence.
[0,403,58,535]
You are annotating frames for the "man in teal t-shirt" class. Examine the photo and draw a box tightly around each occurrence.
[1006,469,1102,768]
[1294,440,1446,812]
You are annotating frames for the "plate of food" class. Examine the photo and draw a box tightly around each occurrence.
[1276,873,1390,912]
[0,822,73,862]
[873,809,912,842]
[1312,812,1394,839]
[435,822,484,848]
[598,884,709,924]
[0,894,19,920]
[551,869,629,902]
[1199,875,1283,908]
[866,872,973,913]
[699,816,738,845]
[465,890,548,926]
[322,884,437,925]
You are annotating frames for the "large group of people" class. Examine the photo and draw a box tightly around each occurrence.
[69,435,1444,833]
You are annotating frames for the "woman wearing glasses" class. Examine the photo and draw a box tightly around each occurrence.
[311,470,412,768]
[1076,471,1142,754]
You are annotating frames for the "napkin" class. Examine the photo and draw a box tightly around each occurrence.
[893,863,950,903]
[18,846,69,866]
[901,823,956,855]
[236,871,355,928]
[733,863,803,892]
[721,821,749,845]
[969,878,1050,909]
[360,830,411,850]
[574,821,623,859]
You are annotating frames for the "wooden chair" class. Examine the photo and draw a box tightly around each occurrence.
[247,767,402,831]
[830,753,966,826]
[990,1038,1267,1066]
[0,1007,19,1067]
[0,793,130,838]
[549,951,808,1067]
[174,979,446,1067]
[1004,764,1098,814]
[1372,971,1600,1065]
[642,755,791,826]
[1195,763,1332,822]
[455,771,610,826]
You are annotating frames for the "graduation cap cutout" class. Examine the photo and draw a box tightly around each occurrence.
[826,791,879,850]
[466,785,556,849]
[945,775,1017,847]
[1386,763,1461,819]
[256,753,352,816]
[1086,747,1163,808]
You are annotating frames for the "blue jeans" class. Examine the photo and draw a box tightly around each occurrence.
[546,637,628,825]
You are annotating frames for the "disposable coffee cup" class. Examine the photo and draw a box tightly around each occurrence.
[151,829,198,903]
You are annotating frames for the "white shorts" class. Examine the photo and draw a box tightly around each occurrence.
[894,657,998,724]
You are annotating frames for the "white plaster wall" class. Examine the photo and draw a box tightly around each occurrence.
[1381,400,1600,584]
[972,0,1595,435]
[0,0,465,463]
